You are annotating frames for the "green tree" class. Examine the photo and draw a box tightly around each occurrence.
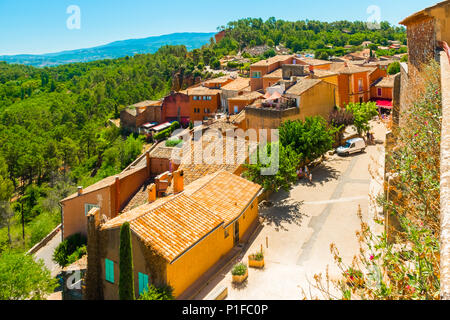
[244,143,299,192]
[0,251,57,300]
[279,117,336,164]
[345,102,379,136]
[119,222,134,300]
[387,61,400,75]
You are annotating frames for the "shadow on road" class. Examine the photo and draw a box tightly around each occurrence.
[260,190,306,231]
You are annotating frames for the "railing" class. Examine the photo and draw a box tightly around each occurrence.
[440,49,450,300]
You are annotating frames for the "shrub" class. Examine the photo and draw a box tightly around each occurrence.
[52,233,86,267]
[249,251,264,261]
[231,262,247,276]
[138,284,174,300]
[119,222,134,300]
[165,139,183,147]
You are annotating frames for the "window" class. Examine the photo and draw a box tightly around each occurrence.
[203,96,207,100]
[377,88,382,97]
[85,203,99,216]
[252,71,261,78]
[224,228,229,238]
[204,108,208,113]
[105,259,114,283]
[358,79,363,92]
[138,272,149,295]
[193,96,197,100]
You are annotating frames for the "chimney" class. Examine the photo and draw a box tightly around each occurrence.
[148,183,156,202]
[77,186,83,196]
[173,170,184,194]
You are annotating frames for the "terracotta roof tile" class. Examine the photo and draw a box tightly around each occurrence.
[101,170,261,262]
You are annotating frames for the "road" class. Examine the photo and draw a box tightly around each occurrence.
[195,120,387,300]
[33,230,62,278]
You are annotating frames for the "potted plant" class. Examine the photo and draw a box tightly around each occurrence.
[248,250,264,268]
[231,262,248,284]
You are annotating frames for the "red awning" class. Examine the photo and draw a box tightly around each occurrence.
[373,99,392,109]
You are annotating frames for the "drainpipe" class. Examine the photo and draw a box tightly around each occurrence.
[58,202,64,241]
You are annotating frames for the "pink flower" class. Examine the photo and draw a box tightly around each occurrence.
[414,133,418,137]
[370,255,374,261]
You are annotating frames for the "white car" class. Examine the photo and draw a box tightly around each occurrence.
[336,138,366,156]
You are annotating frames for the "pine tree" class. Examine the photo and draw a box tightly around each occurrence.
[119,222,135,300]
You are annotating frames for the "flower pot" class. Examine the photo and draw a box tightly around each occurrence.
[232,269,248,284]
[248,256,265,268]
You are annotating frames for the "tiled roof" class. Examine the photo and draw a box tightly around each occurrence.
[228,91,263,101]
[375,76,395,88]
[186,171,262,225]
[286,78,322,96]
[203,76,233,84]
[149,146,178,159]
[186,86,222,95]
[251,55,293,67]
[263,68,283,78]
[102,170,261,262]
[221,77,250,91]
[296,57,332,66]
[310,69,338,78]
[334,64,373,74]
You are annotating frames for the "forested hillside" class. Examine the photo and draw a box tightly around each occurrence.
[0,18,406,253]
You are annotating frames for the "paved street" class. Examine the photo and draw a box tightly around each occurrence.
[33,230,62,278]
[195,120,387,300]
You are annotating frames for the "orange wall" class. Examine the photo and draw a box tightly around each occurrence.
[189,94,220,121]
[166,197,259,297]
[118,166,149,210]
[62,166,151,239]
[371,86,393,100]
[62,186,114,239]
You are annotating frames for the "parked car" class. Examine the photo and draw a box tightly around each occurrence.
[336,138,366,156]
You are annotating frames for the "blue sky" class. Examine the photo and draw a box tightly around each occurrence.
[0,0,439,55]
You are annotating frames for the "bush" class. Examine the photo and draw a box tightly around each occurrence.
[165,139,183,147]
[249,251,264,261]
[138,284,174,300]
[387,61,400,75]
[52,233,86,267]
[231,262,247,276]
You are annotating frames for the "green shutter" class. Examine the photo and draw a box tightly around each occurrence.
[138,272,149,295]
[105,259,114,283]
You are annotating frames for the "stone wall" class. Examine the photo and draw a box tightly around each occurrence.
[440,50,450,300]
[406,17,436,73]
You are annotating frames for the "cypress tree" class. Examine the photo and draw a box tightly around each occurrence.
[119,222,135,300]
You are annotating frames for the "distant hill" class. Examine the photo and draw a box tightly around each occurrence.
[0,32,215,67]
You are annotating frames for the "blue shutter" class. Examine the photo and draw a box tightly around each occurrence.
[105,259,114,283]
[138,272,149,295]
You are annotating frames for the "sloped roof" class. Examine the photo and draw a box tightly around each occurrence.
[399,0,450,25]
[251,55,293,67]
[221,77,251,91]
[334,63,373,74]
[375,76,395,88]
[101,170,261,263]
[263,68,283,78]
[185,86,222,95]
[286,78,322,96]
[296,57,332,66]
